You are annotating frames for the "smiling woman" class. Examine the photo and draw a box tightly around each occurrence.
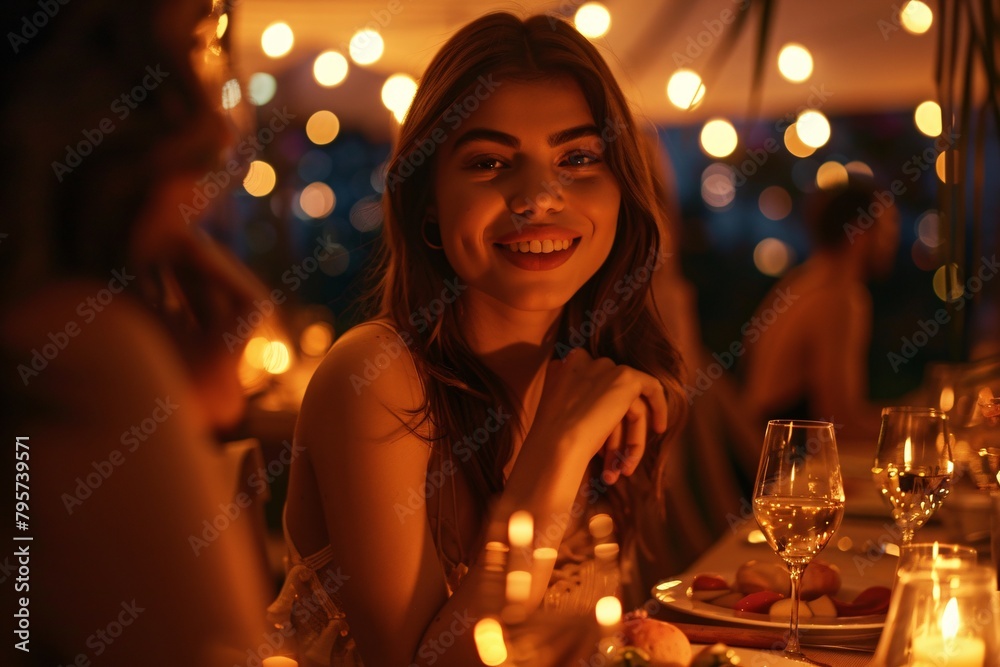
[277,10,689,667]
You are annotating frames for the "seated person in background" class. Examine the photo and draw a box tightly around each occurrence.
[1,1,272,664]
[740,175,900,442]
[276,12,688,666]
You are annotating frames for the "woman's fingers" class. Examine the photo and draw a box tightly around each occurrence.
[621,399,648,477]
[601,424,624,485]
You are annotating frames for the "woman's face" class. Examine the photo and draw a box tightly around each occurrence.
[431,76,621,314]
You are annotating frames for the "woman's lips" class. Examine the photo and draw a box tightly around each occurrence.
[495,238,579,270]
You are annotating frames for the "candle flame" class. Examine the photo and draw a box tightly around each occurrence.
[595,595,622,627]
[904,437,913,470]
[473,618,508,665]
[940,386,955,411]
[941,597,959,640]
[508,511,533,549]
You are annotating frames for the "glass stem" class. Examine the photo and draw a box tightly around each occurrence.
[786,562,805,655]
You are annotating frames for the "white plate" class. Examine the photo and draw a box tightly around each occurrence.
[691,644,831,666]
[652,575,885,640]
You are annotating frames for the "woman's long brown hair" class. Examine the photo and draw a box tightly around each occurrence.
[366,12,688,582]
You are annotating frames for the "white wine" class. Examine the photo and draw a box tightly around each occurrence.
[872,465,950,531]
[753,497,845,563]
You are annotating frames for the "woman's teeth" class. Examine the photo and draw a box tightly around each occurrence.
[504,239,573,254]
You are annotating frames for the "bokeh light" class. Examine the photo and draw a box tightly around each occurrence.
[573,2,611,38]
[349,29,384,65]
[299,182,336,219]
[700,118,738,158]
[759,186,793,220]
[777,43,813,83]
[381,74,418,121]
[666,69,705,110]
[783,123,816,158]
[243,160,277,197]
[914,100,942,137]
[306,110,341,145]
[247,72,277,106]
[350,195,383,232]
[314,51,349,87]
[753,238,794,277]
[262,341,291,374]
[221,78,241,110]
[916,210,942,247]
[933,263,964,301]
[845,160,874,179]
[319,243,351,277]
[473,618,507,666]
[935,150,958,183]
[796,110,831,148]
[901,0,934,34]
[701,164,735,209]
[300,322,334,357]
[816,161,849,190]
[215,13,229,40]
[261,22,294,58]
[595,596,622,627]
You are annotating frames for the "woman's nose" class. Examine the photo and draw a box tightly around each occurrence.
[507,163,566,219]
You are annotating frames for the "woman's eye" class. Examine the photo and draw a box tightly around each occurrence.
[563,151,600,166]
[470,157,505,171]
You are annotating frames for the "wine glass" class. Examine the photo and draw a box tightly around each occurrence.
[753,420,845,664]
[872,407,954,546]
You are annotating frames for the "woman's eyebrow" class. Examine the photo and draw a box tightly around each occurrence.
[451,124,601,150]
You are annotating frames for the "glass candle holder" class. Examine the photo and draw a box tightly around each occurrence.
[896,542,979,582]
[873,563,1000,666]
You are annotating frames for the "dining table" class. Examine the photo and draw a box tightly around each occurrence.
[648,445,992,667]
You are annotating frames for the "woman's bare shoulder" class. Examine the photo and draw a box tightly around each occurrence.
[298,318,429,445]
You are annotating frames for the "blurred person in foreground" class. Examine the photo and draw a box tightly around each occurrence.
[0,1,272,664]
[740,175,900,443]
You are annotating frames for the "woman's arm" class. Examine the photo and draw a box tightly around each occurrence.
[299,327,667,666]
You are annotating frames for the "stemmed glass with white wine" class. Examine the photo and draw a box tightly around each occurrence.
[872,407,954,546]
[753,420,845,664]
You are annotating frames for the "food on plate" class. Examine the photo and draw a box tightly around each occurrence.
[800,559,842,600]
[686,559,887,619]
[768,598,813,620]
[807,594,838,617]
[734,558,841,599]
[831,586,891,616]
[733,590,785,614]
[690,643,741,666]
[735,559,790,596]
[622,616,692,667]
[690,574,731,601]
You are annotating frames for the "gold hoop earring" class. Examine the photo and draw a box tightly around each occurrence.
[422,217,443,250]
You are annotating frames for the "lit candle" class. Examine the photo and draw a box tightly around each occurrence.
[261,658,298,667]
[473,618,508,666]
[595,595,623,654]
[507,510,534,575]
[910,599,986,667]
